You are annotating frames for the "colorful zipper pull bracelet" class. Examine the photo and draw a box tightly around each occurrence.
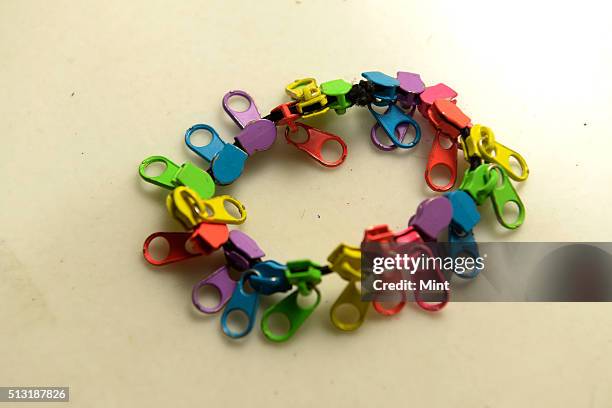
[138,70,529,342]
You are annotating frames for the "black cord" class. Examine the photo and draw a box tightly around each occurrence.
[346,80,376,107]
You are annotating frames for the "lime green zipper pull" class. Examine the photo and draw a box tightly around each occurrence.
[139,156,215,199]
[261,288,321,342]
[285,260,322,296]
[459,163,499,205]
[488,165,525,229]
[139,156,181,190]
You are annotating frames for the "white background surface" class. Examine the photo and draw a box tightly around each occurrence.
[1,0,612,406]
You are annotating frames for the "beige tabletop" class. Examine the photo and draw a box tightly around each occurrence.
[1,0,612,406]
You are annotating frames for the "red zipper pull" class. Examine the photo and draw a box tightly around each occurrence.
[285,122,347,167]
